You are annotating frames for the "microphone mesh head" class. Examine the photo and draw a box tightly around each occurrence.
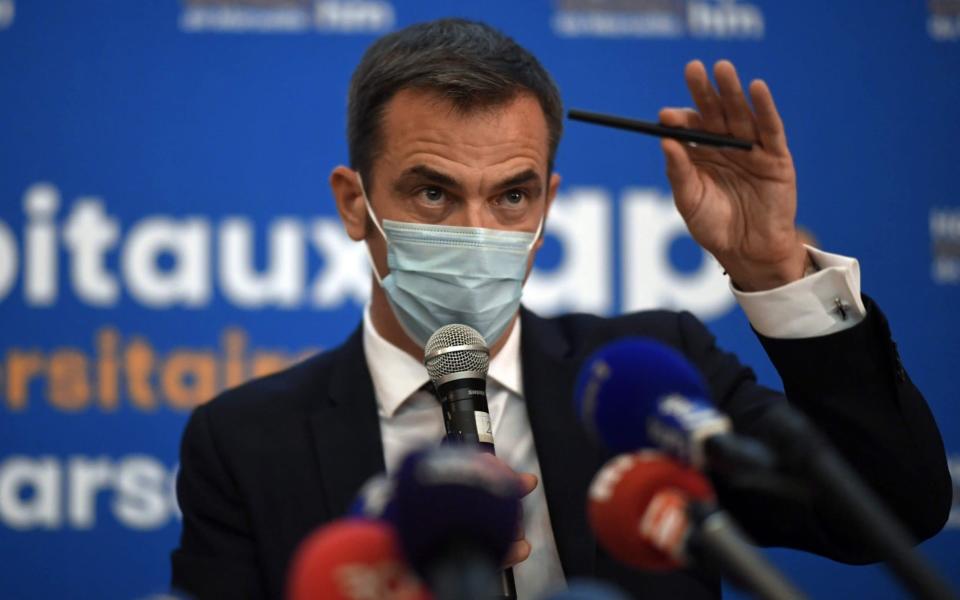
[424,324,490,382]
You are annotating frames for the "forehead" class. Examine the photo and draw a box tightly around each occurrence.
[374,88,551,182]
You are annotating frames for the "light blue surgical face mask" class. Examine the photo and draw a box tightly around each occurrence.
[358,175,542,348]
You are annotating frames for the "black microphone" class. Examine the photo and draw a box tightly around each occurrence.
[756,402,956,600]
[423,323,516,599]
[424,324,496,452]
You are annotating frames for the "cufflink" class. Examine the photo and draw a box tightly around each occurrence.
[833,297,849,321]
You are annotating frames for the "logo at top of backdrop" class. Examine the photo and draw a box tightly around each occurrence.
[928,0,960,41]
[179,0,394,34]
[0,182,738,320]
[0,0,14,30]
[550,0,765,40]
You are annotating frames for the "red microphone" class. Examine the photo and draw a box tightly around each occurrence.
[587,450,713,570]
[286,518,431,600]
[587,451,808,600]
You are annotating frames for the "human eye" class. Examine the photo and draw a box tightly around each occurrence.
[499,189,527,207]
[417,186,447,205]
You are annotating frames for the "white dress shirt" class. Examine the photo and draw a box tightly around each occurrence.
[362,246,865,599]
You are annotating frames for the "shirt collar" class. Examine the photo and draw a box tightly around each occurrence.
[489,316,523,398]
[362,305,524,418]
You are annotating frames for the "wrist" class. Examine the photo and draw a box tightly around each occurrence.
[724,246,812,292]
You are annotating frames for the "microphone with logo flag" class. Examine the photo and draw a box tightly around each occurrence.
[285,518,430,600]
[587,450,807,600]
[574,337,956,600]
[390,445,522,600]
[573,337,775,477]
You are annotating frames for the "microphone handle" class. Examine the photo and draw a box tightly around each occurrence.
[435,378,517,599]
[499,567,518,600]
[688,505,807,600]
[765,404,956,600]
[437,378,495,453]
[429,545,499,600]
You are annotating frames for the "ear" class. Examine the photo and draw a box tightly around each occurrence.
[533,171,562,251]
[329,165,368,241]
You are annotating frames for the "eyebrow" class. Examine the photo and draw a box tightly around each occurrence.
[394,165,463,193]
[393,165,542,194]
[493,168,541,192]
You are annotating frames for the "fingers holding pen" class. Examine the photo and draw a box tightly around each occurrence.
[712,60,759,142]
[658,107,704,200]
[684,60,727,133]
[660,136,704,219]
[658,106,703,131]
[748,78,789,156]
[687,59,779,148]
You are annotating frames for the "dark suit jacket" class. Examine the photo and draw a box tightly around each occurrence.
[171,298,951,599]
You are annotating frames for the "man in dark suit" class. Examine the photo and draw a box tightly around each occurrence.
[171,18,952,600]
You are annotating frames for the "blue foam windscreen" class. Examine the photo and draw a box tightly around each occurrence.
[389,446,521,577]
[573,338,709,453]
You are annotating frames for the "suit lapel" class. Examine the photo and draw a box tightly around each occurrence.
[308,326,386,518]
[519,307,600,578]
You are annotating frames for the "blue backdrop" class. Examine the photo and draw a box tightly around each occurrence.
[1,1,958,598]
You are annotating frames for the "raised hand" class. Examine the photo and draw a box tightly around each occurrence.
[659,59,810,291]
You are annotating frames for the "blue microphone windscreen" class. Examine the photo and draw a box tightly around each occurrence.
[573,338,708,453]
[390,446,521,577]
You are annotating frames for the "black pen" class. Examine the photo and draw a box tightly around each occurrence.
[568,108,753,151]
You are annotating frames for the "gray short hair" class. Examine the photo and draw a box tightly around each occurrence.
[347,18,564,185]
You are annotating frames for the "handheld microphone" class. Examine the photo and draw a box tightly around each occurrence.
[587,451,808,600]
[756,402,957,600]
[574,338,775,475]
[286,518,429,600]
[424,324,495,453]
[424,324,518,598]
[390,446,521,600]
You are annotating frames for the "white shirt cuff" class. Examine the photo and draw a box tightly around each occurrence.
[732,246,867,339]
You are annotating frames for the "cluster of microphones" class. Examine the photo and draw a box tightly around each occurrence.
[284,324,957,600]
